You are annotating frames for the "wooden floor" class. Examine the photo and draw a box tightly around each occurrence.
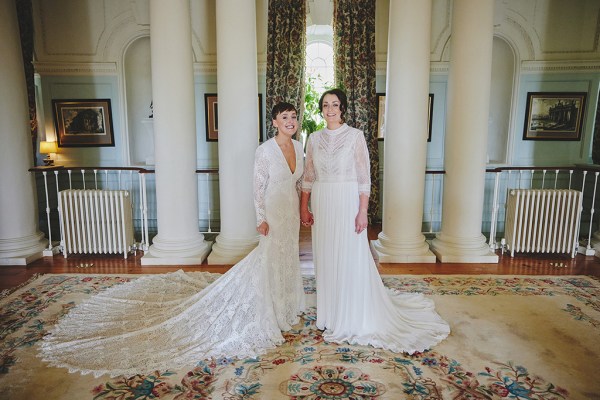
[2,225,599,292]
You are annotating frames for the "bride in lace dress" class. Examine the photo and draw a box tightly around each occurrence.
[300,89,450,354]
[40,102,306,377]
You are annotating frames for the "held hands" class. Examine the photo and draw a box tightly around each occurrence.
[257,221,269,236]
[300,208,314,227]
[355,209,368,234]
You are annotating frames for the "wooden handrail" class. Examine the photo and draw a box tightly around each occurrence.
[29,166,220,174]
[29,166,151,173]
[486,165,592,173]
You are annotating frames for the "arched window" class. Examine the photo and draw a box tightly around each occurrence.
[306,25,334,92]
[303,25,334,143]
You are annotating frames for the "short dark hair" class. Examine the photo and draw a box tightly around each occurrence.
[271,102,297,120]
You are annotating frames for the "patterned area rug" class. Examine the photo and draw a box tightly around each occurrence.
[1,273,599,399]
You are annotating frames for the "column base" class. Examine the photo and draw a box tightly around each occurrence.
[207,233,258,265]
[578,245,596,257]
[43,241,62,257]
[0,252,43,266]
[430,233,499,263]
[430,250,498,263]
[142,233,211,265]
[588,232,600,257]
[0,231,47,265]
[370,233,436,263]
[141,248,211,265]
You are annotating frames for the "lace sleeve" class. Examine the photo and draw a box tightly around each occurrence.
[355,131,371,195]
[253,145,269,226]
[301,134,315,193]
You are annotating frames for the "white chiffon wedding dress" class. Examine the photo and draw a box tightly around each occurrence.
[40,138,306,377]
[303,124,450,354]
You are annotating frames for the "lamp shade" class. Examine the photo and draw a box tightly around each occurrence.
[39,141,58,154]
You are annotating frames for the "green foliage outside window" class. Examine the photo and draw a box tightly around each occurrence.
[302,76,327,137]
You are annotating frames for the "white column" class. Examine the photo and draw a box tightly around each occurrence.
[207,0,260,264]
[371,0,436,263]
[141,0,210,265]
[0,0,47,265]
[430,0,498,263]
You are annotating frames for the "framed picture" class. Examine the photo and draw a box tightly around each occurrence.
[52,99,115,147]
[522,92,587,141]
[377,93,433,142]
[205,93,263,142]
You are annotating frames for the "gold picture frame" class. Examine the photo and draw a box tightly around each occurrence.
[52,99,115,147]
[522,92,587,141]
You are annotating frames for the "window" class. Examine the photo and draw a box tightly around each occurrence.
[306,25,334,92]
[302,25,334,144]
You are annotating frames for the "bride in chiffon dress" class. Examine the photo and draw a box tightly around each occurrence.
[39,103,306,377]
[301,89,450,354]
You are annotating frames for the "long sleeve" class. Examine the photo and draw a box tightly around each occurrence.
[354,132,371,196]
[253,145,269,226]
[301,134,316,193]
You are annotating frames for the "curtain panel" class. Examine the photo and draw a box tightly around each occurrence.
[16,0,38,164]
[333,0,379,220]
[265,0,306,139]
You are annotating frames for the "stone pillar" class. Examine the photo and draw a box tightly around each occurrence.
[430,0,498,263]
[371,0,436,263]
[0,0,47,265]
[142,0,211,265]
[207,0,260,264]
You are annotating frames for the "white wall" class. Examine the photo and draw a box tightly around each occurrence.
[32,0,600,171]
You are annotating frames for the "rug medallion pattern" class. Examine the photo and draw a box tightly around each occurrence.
[1,274,598,399]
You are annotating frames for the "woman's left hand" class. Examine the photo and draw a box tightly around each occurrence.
[257,221,269,236]
[355,209,368,234]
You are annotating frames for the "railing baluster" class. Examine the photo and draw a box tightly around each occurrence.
[206,173,212,233]
[576,170,593,255]
[141,173,149,250]
[568,169,573,189]
[488,171,501,250]
[41,171,53,254]
[429,174,435,233]
[585,172,600,255]
[541,169,547,189]
[518,170,524,189]
[530,170,535,188]
[54,170,63,252]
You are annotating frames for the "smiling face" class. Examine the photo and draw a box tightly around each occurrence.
[272,110,298,138]
[321,93,344,129]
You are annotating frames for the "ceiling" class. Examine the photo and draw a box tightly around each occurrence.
[306,0,333,26]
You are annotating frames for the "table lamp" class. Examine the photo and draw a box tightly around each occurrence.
[39,141,58,166]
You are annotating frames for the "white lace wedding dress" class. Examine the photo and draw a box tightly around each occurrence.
[303,124,450,354]
[40,138,306,377]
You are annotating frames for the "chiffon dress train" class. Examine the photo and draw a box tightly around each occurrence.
[304,124,450,353]
[39,138,306,377]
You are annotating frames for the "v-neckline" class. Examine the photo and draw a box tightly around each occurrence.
[274,138,296,174]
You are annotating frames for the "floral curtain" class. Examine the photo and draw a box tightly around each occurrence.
[16,0,38,165]
[265,0,306,139]
[333,0,379,220]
